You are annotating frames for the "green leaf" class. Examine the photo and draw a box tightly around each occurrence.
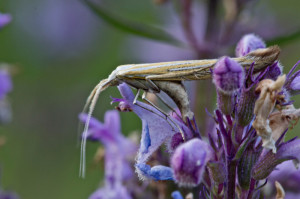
[83,0,185,47]
[267,29,300,46]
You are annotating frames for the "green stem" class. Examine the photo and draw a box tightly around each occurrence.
[226,159,237,199]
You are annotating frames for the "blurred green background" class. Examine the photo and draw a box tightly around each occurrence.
[0,0,300,198]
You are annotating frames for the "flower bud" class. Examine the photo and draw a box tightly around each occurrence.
[213,57,244,114]
[207,161,226,183]
[252,139,300,180]
[171,138,213,187]
[237,147,259,189]
[213,57,244,93]
[236,86,257,126]
[235,34,266,57]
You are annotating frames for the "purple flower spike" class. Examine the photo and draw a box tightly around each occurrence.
[213,56,244,94]
[171,138,214,187]
[0,13,12,29]
[235,34,266,57]
[0,69,13,100]
[252,138,300,180]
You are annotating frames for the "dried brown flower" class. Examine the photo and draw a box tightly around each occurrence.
[253,75,286,153]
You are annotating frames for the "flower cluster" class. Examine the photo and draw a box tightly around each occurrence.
[0,12,13,124]
[79,110,137,199]
[81,34,300,199]
[0,67,13,124]
[0,12,19,199]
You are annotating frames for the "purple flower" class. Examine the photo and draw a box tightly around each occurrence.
[284,193,300,199]
[213,56,244,94]
[289,76,300,92]
[213,56,244,114]
[171,138,214,187]
[0,13,12,29]
[0,69,13,100]
[89,185,132,199]
[235,34,266,57]
[268,160,300,193]
[79,111,137,199]
[0,69,13,124]
[285,60,300,96]
[0,191,19,199]
[116,83,192,181]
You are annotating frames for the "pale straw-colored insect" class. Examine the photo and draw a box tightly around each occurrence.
[80,45,280,177]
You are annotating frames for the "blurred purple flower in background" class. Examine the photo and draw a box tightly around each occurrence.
[79,110,137,199]
[14,0,100,59]
[0,69,13,100]
[0,68,13,124]
[0,190,20,199]
[235,34,266,57]
[0,10,18,198]
[0,13,11,29]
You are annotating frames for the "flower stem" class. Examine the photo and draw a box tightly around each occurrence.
[226,158,237,199]
[247,178,256,199]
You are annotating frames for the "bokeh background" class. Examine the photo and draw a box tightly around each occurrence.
[0,0,300,198]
